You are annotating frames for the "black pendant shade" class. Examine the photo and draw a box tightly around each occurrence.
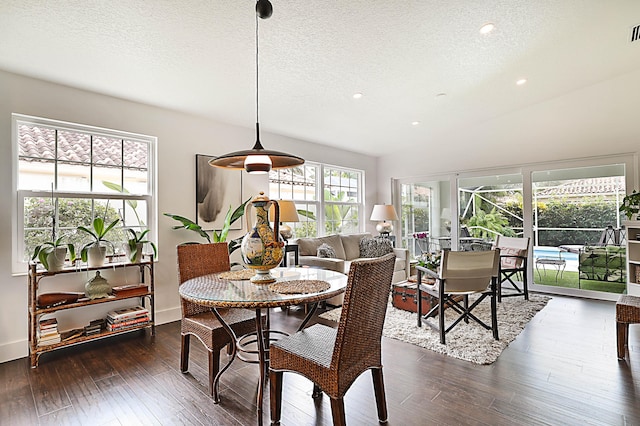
[209,0,304,174]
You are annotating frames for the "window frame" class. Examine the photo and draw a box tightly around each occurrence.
[11,113,158,274]
[269,161,364,237]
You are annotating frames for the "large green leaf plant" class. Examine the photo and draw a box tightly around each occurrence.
[164,198,250,257]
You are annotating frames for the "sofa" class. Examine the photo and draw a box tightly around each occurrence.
[290,233,409,305]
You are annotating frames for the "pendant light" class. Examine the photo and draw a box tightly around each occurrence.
[209,0,304,174]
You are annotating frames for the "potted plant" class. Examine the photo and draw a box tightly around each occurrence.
[125,229,158,263]
[165,198,249,263]
[77,217,120,267]
[31,235,76,272]
[620,190,640,220]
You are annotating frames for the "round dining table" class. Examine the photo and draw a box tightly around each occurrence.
[178,266,348,426]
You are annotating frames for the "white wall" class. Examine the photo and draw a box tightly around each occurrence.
[0,70,378,363]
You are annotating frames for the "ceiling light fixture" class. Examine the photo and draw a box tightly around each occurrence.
[516,78,528,85]
[411,121,420,126]
[209,0,304,174]
[479,23,496,34]
[353,93,363,99]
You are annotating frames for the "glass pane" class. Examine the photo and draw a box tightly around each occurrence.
[58,130,91,163]
[123,169,148,195]
[24,196,54,231]
[18,124,55,159]
[531,164,626,294]
[93,198,127,244]
[304,165,317,201]
[93,136,122,166]
[57,163,90,192]
[123,140,148,169]
[123,199,148,227]
[294,203,317,238]
[324,203,358,235]
[458,173,523,240]
[18,158,55,190]
[401,183,432,258]
[280,185,293,200]
[93,165,122,192]
[58,198,94,229]
[23,229,53,262]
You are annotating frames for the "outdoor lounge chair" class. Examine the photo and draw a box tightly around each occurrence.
[415,249,500,345]
[494,235,530,301]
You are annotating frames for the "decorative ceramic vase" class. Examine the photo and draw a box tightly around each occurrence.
[46,246,67,272]
[85,271,111,299]
[241,192,284,284]
[87,244,107,268]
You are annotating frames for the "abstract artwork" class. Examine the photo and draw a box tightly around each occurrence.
[195,154,242,230]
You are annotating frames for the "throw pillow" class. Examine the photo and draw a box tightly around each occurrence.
[317,243,337,258]
[359,237,394,258]
[500,247,525,269]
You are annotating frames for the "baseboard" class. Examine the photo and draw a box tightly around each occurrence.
[0,339,28,364]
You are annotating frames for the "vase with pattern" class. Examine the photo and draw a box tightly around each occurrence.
[241,192,284,284]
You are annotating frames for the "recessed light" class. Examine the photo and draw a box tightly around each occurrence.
[411,121,420,126]
[479,23,495,34]
[516,78,527,85]
[353,93,363,99]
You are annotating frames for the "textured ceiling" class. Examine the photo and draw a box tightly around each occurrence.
[1,1,640,157]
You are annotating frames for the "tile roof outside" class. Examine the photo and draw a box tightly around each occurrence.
[18,124,148,170]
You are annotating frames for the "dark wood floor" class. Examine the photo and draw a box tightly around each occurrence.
[1,295,639,426]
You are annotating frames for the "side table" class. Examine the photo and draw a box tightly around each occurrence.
[282,243,299,267]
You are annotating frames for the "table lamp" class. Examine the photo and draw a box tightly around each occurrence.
[370,204,399,236]
[269,200,300,241]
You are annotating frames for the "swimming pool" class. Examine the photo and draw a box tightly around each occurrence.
[534,246,578,271]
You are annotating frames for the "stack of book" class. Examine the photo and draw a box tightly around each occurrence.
[84,318,105,336]
[106,305,150,332]
[37,318,61,346]
[111,284,149,298]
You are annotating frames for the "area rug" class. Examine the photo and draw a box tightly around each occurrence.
[318,294,551,364]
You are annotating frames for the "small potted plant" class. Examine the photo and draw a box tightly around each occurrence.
[31,235,76,272]
[620,190,640,220]
[125,229,157,263]
[77,217,120,267]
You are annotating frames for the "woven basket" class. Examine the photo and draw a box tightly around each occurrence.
[635,265,640,284]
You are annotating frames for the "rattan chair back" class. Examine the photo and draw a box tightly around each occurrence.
[332,252,397,371]
[177,242,230,316]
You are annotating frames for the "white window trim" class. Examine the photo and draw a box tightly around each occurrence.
[320,164,364,235]
[269,161,365,237]
[11,113,158,275]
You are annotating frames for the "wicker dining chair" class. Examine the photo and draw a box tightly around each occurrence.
[269,253,396,426]
[177,243,257,400]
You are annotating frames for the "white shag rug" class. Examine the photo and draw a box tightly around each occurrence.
[319,294,551,364]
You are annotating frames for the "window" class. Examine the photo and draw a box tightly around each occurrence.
[269,162,363,238]
[13,114,157,273]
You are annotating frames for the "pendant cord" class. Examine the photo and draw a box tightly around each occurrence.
[256,12,260,130]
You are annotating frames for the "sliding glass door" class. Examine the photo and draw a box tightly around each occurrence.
[531,164,626,296]
[393,154,635,300]
[399,179,450,259]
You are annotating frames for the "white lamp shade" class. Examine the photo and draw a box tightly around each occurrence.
[370,204,399,221]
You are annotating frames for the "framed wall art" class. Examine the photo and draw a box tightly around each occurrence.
[195,154,243,230]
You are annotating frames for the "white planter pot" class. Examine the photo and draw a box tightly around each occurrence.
[125,242,144,263]
[46,247,67,272]
[87,245,107,268]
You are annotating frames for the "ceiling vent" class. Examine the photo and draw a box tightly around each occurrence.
[630,24,640,43]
